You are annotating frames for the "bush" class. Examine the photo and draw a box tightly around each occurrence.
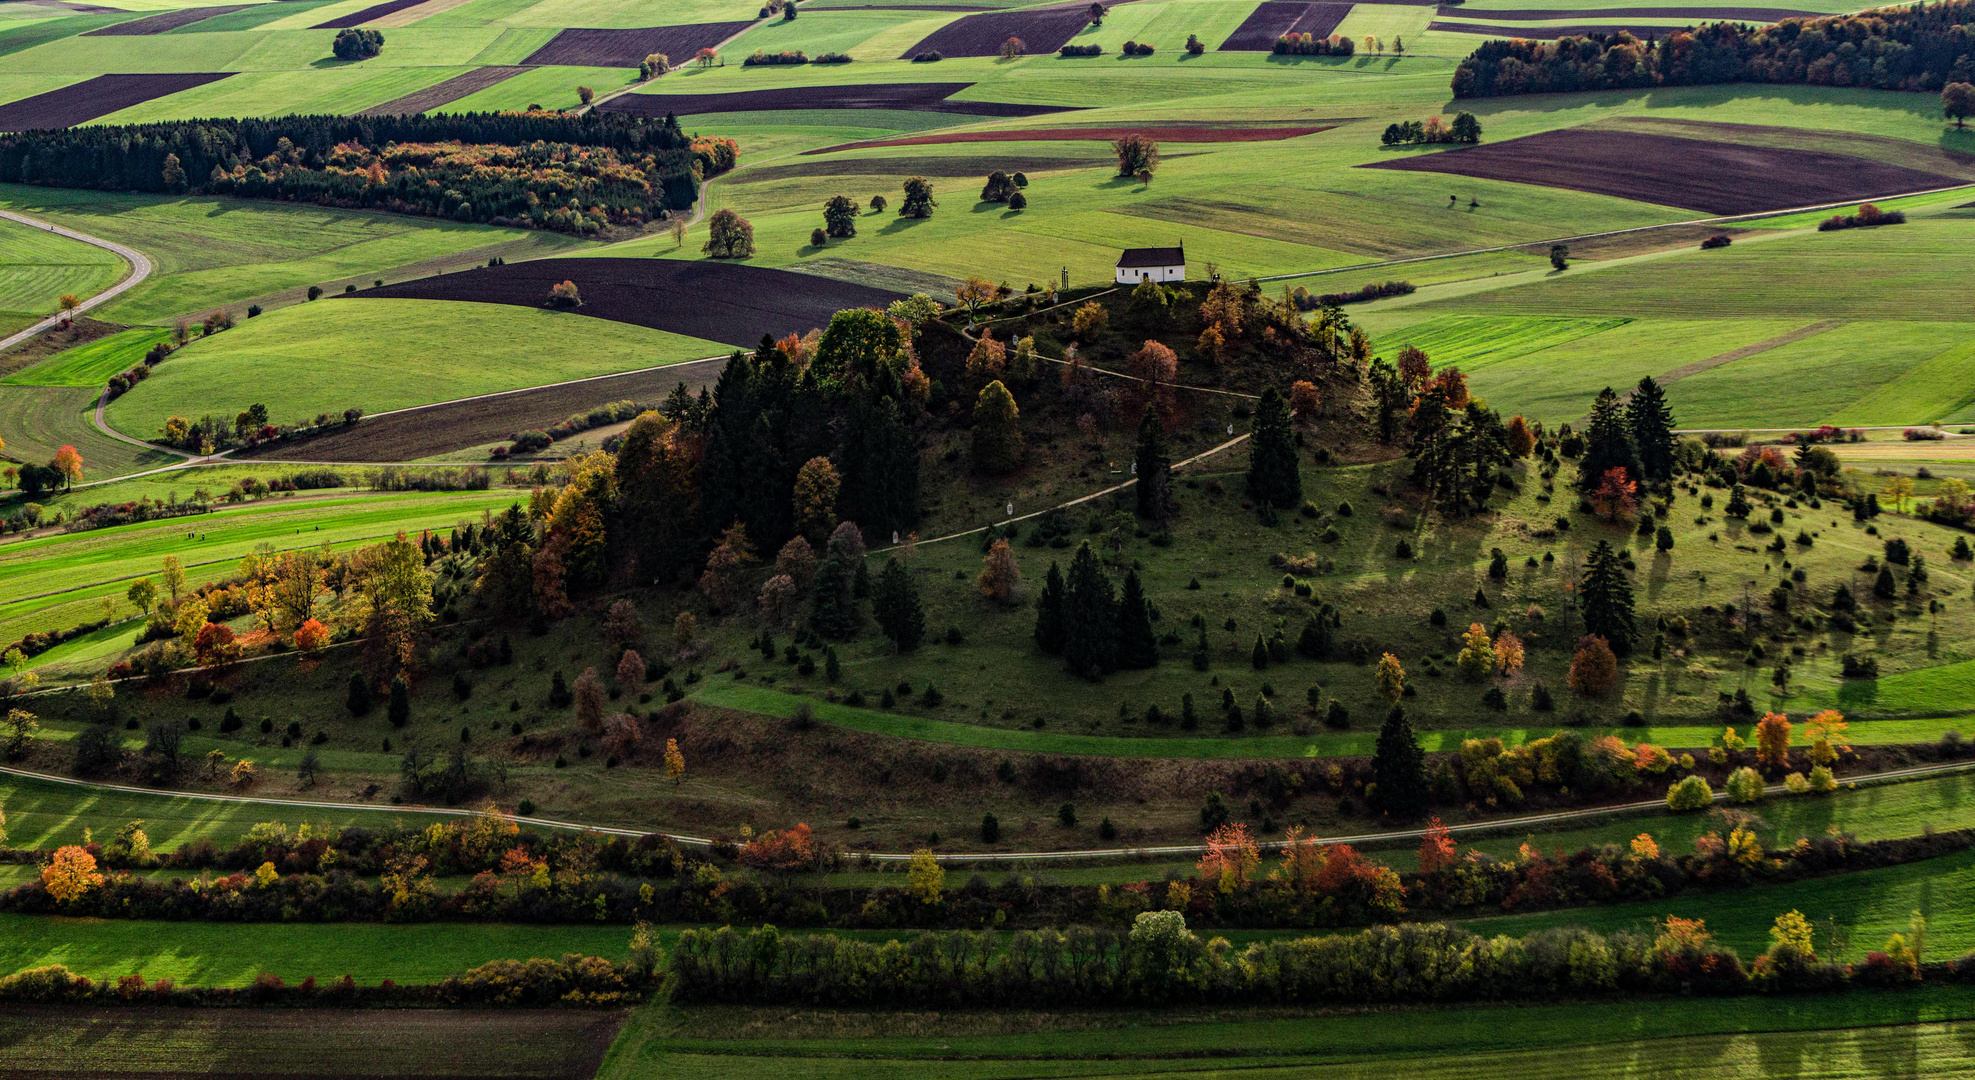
[1725,766,1765,804]
[1666,774,1713,810]
[912,50,943,61]
[1059,43,1103,56]
[1700,233,1733,249]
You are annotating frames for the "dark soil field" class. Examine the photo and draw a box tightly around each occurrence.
[597,81,1075,118]
[253,357,723,461]
[0,1006,625,1079]
[521,22,754,66]
[312,0,429,28]
[736,154,1112,181]
[80,4,249,34]
[0,72,233,131]
[899,7,1098,58]
[354,258,903,346]
[1428,18,1696,35]
[1363,127,1965,214]
[1219,1,1353,49]
[361,65,533,115]
[1434,4,1819,17]
[823,123,1332,151]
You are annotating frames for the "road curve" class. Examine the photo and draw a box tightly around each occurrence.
[0,757,1968,864]
[0,209,153,354]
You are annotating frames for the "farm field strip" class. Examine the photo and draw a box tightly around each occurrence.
[79,4,247,34]
[1220,0,1353,49]
[520,21,753,65]
[0,71,232,131]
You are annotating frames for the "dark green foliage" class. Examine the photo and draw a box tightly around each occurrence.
[1134,404,1172,521]
[822,194,858,237]
[1627,376,1677,481]
[1114,569,1158,669]
[1371,707,1427,817]
[807,537,862,640]
[387,674,410,727]
[873,558,926,651]
[1875,566,1898,599]
[1061,543,1116,679]
[1577,387,1640,492]
[1251,635,1269,670]
[345,673,373,716]
[1200,791,1230,831]
[332,27,382,60]
[1579,539,1636,655]
[72,723,121,776]
[980,813,1001,842]
[1244,386,1301,509]
[1033,561,1067,654]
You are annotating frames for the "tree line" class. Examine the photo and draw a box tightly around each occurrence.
[1452,3,1975,98]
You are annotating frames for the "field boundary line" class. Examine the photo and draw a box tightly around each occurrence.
[0,210,153,354]
[0,757,1971,863]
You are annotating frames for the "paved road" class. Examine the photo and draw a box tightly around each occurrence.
[0,209,153,354]
[1,757,1968,864]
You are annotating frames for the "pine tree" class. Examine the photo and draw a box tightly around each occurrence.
[1114,569,1158,669]
[346,673,373,716]
[1578,387,1641,492]
[1579,539,1637,655]
[1371,706,1428,817]
[807,534,860,639]
[1626,376,1677,481]
[1245,386,1302,509]
[387,674,410,728]
[1134,403,1172,521]
[1033,561,1066,654]
[1061,542,1116,680]
[872,558,925,652]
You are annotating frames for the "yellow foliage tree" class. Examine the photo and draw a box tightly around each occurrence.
[1455,623,1492,680]
[664,738,686,786]
[907,848,944,903]
[41,845,103,903]
[1374,652,1405,706]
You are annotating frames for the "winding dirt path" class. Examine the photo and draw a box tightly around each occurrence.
[0,210,152,354]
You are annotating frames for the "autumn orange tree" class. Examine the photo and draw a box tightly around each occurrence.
[1755,712,1793,769]
[1195,822,1259,894]
[51,444,82,490]
[1416,817,1456,874]
[1567,635,1619,696]
[42,845,103,903]
[1589,466,1639,520]
[977,538,1020,604]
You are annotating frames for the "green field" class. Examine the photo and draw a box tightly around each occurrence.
[0,213,126,335]
[0,384,180,485]
[1,327,174,388]
[103,298,724,438]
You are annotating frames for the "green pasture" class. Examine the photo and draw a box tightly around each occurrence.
[602,988,1975,1079]
[2,327,174,388]
[0,212,127,330]
[0,384,180,483]
[94,65,481,124]
[102,298,723,439]
[0,185,588,326]
[436,63,633,111]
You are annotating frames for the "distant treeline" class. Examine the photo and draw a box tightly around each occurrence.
[1451,0,1975,97]
[0,112,708,233]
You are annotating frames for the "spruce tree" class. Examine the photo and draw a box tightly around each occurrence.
[346,673,373,716]
[1033,561,1067,654]
[1114,569,1158,668]
[872,558,925,652]
[1133,403,1171,521]
[1626,375,1677,481]
[1371,706,1427,816]
[1245,385,1302,509]
[387,674,410,728]
[1579,539,1637,655]
[1061,542,1116,680]
[1577,386,1641,492]
[807,540,859,639]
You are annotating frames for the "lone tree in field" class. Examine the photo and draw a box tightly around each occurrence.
[823,194,858,238]
[1577,386,1640,492]
[1245,386,1301,509]
[332,27,383,60]
[979,170,1018,203]
[703,208,755,258]
[970,380,1023,473]
[1549,243,1569,271]
[1626,375,1677,481]
[1134,403,1172,521]
[873,558,925,652]
[899,176,937,218]
[1112,133,1158,178]
[1579,539,1636,654]
[577,85,595,105]
[546,280,581,308]
[1945,81,1975,127]
[1370,706,1427,817]
[1000,36,1026,58]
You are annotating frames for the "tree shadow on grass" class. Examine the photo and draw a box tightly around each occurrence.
[877,215,931,235]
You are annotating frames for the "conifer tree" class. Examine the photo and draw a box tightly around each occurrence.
[1578,387,1641,492]
[387,674,410,728]
[1371,706,1427,816]
[1061,542,1116,679]
[1245,386,1301,509]
[1033,561,1067,654]
[1114,569,1158,669]
[1134,403,1171,521]
[872,558,925,652]
[1626,375,1677,481]
[971,380,1023,474]
[1579,539,1636,655]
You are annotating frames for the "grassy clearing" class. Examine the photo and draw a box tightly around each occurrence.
[103,299,725,439]
[0,212,126,329]
[2,327,175,388]
[438,63,633,111]
[0,384,179,484]
[94,65,481,124]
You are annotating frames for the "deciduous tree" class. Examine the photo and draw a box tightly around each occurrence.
[702,208,754,258]
[970,380,1023,474]
[977,538,1020,604]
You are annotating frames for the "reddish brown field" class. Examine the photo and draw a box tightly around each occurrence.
[312,0,428,28]
[252,359,723,462]
[1428,18,1696,35]
[81,4,248,33]
[1433,4,1819,18]
[811,124,1330,153]
[362,65,532,115]
[0,72,233,131]
[598,81,1075,118]
[1219,1,1353,49]
[1363,128,1963,215]
[899,7,1098,57]
[0,1005,625,1079]
[521,23,753,66]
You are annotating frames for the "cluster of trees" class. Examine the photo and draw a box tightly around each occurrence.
[331,28,383,61]
[0,952,653,1007]
[671,903,1922,1008]
[9,443,83,497]
[0,112,708,234]
[1380,113,1482,145]
[1818,202,1908,231]
[1033,541,1160,679]
[1452,4,1975,98]
[1273,33,1356,55]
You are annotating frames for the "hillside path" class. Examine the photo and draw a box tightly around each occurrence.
[0,209,152,353]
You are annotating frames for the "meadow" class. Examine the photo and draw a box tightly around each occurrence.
[0,213,127,338]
